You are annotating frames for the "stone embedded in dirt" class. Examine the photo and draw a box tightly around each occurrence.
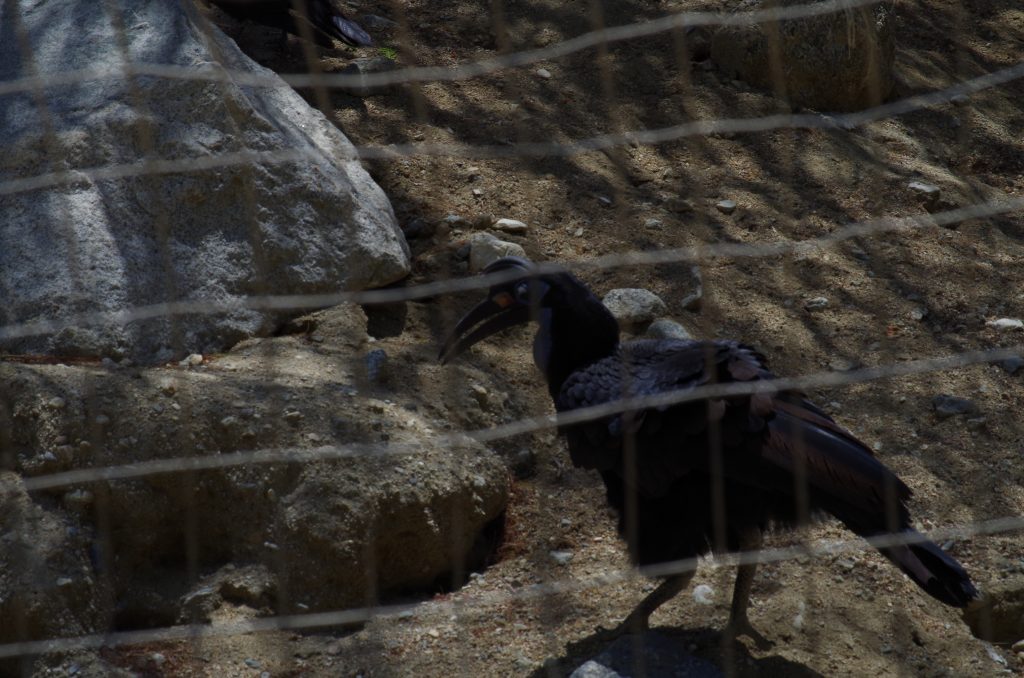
[987,318,1024,331]
[643,218,663,229]
[468,232,528,272]
[0,303,510,658]
[339,57,399,97]
[692,583,715,604]
[602,289,668,331]
[493,218,529,234]
[710,0,895,112]
[908,180,941,208]
[715,199,737,215]
[829,357,857,372]
[570,631,722,678]
[550,550,574,566]
[646,318,692,341]
[932,394,978,418]
[536,68,552,79]
[680,266,704,311]
[805,296,829,311]
[910,307,929,321]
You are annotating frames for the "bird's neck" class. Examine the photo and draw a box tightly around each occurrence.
[534,297,619,398]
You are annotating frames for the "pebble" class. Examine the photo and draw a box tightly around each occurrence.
[680,265,703,311]
[338,57,397,97]
[468,232,527,272]
[910,307,928,321]
[643,218,663,229]
[180,353,203,367]
[1012,639,1024,653]
[951,93,969,106]
[645,318,692,341]
[493,218,528,234]
[549,550,574,565]
[829,358,857,372]
[692,583,714,604]
[998,356,1024,374]
[907,181,940,206]
[47,397,67,410]
[244,658,261,669]
[150,653,166,667]
[471,188,484,197]
[536,68,552,79]
[602,288,667,330]
[932,394,977,418]
[666,197,695,213]
[987,318,1024,331]
[715,199,737,215]
[804,296,829,311]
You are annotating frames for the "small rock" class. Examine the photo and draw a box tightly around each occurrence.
[643,218,663,229]
[645,318,691,341]
[47,397,67,410]
[536,68,552,79]
[715,199,737,215]
[401,217,434,239]
[692,583,714,604]
[997,356,1024,375]
[932,394,977,418]
[908,181,940,207]
[602,289,667,331]
[493,218,528,234]
[471,188,484,197]
[805,296,829,311]
[910,307,928,321]
[829,358,856,372]
[550,550,574,565]
[244,658,261,669]
[1011,639,1024,653]
[987,318,1024,331]
[468,232,527,272]
[666,197,695,213]
[180,353,203,367]
[680,266,703,311]
[339,57,397,97]
[951,93,970,106]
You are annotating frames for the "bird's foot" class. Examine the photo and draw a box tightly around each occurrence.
[722,615,773,650]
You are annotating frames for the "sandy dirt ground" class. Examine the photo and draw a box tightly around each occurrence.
[98,0,1024,675]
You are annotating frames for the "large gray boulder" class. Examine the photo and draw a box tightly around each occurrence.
[711,0,896,112]
[0,0,410,363]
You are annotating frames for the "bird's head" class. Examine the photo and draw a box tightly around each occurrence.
[438,257,555,364]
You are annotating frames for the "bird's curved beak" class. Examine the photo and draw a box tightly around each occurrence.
[438,293,531,363]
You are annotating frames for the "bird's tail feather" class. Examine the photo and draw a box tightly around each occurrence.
[875,530,979,607]
[329,14,373,46]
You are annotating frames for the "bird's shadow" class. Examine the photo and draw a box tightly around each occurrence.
[530,625,825,677]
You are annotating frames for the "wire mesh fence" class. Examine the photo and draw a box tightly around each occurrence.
[1,0,1022,675]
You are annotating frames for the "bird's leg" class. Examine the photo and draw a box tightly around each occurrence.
[724,527,772,648]
[614,570,694,635]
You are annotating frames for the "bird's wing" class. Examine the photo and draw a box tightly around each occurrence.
[557,339,910,519]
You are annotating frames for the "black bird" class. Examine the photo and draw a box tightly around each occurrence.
[440,257,978,641]
[211,0,374,47]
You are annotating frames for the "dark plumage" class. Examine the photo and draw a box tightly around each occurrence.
[440,257,979,640]
[211,0,373,47]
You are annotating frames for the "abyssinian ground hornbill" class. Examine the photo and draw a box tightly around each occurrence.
[439,257,979,641]
[210,0,373,47]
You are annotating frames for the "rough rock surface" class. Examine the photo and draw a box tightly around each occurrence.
[602,288,668,332]
[0,0,410,363]
[711,0,896,111]
[0,303,509,670]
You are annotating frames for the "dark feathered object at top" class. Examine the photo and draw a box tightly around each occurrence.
[440,257,979,642]
[211,0,373,47]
